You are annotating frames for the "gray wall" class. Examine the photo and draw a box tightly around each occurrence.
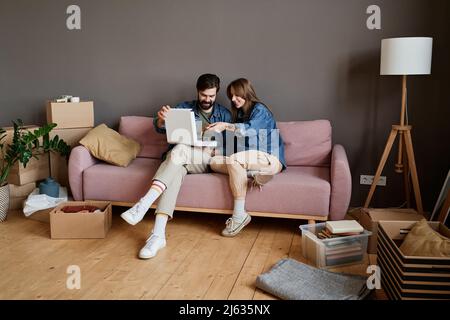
[1,0,449,211]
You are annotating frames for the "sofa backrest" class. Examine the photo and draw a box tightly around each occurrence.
[278,120,332,167]
[119,116,167,159]
[118,116,332,166]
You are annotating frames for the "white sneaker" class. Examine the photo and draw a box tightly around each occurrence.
[221,213,252,237]
[138,234,166,259]
[120,199,149,226]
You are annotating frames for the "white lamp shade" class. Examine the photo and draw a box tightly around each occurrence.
[380,37,433,75]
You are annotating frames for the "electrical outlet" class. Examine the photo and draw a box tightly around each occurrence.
[360,175,387,186]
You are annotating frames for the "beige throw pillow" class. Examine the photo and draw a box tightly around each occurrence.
[80,124,141,167]
[399,219,450,257]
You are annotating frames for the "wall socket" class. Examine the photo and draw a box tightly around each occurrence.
[360,175,387,186]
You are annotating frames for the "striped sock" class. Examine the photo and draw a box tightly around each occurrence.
[140,180,167,210]
[151,180,166,193]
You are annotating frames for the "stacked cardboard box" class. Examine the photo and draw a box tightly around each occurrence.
[7,154,50,186]
[46,101,94,193]
[46,101,94,129]
[8,182,36,210]
[1,125,50,187]
[1,125,41,146]
[1,125,49,210]
[378,220,450,300]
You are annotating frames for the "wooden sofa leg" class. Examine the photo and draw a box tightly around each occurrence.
[308,219,315,225]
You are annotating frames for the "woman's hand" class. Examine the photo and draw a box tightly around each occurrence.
[206,122,234,133]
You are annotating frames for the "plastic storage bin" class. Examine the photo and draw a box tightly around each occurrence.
[300,222,372,269]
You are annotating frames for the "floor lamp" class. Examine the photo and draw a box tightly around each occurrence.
[364,37,433,215]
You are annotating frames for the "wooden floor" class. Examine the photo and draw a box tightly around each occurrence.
[0,208,386,300]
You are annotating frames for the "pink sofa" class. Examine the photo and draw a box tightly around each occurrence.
[68,116,351,222]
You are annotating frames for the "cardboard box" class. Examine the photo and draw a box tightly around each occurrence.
[49,153,69,189]
[355,208,424,254]
[49,127,92,147]
[46,101,94,129]
[9,197,26,210]
[7,153,50,186]
[1,125,41,167]
[8,182,36,210]
[378,220,450,300]
[1,125,40,146]
[9,182,36,197]
[50,201,112,239]
[27,208,52,223]
[49,128,92,188]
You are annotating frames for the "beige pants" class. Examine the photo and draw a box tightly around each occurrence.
[152,144,212,218]
[210,150,282,200]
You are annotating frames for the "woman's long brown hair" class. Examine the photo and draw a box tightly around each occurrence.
[226,78,271,122]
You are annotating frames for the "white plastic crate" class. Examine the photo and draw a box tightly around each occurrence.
[300,222,372,269]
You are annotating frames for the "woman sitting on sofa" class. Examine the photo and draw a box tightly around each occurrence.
[206,78,286,237]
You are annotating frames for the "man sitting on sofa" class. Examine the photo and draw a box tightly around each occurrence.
[121,73,232,259]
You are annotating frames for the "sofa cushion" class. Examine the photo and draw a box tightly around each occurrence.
[79,124,141,167]
[176,166,331,216]
[118,116,168,159]
[83,162,330,217]
[278,120,332,167]
[118,116,333,166]
[83,158,161,202]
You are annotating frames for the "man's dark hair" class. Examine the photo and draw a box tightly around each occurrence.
[196,74,220,92]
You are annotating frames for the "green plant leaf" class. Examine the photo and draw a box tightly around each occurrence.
[0,119,71,186]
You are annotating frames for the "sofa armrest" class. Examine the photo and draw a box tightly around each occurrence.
[329,144,352,221]
[68,146,99,201]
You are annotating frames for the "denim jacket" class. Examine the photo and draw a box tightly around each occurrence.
[153,100,232,157]
[230,103,286,170]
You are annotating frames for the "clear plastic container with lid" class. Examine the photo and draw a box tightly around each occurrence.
[300,222,372,269]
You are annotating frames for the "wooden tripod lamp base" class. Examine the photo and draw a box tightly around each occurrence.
[363,124,424,215]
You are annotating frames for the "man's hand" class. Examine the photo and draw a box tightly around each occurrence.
[206,122,234,133]
[203,147,216,157]
[156,105,171,128]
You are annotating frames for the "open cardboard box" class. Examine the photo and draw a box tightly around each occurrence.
[355,208,424,254]
[50,201,112,239]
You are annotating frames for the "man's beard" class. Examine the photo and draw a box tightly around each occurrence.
[199,100,214,110]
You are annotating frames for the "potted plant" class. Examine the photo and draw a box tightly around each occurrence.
[0,119,70,222]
